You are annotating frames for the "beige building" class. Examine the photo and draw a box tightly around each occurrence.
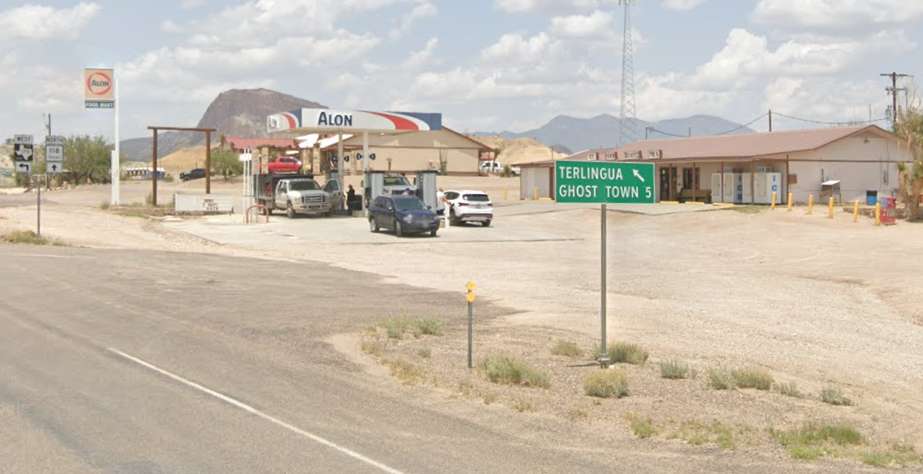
[618,125,912,203]
[521,126,912,204]
[317,128,495,176]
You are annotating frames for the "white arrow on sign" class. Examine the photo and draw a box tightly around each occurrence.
[633,169,645,183]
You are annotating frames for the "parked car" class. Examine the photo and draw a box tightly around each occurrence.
[368,195,439,237]
[268,156,302,174]
[180,168,206,181]
[444,190,493,227]
[480,160,502,174]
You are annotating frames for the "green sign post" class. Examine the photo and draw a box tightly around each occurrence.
[555,160,656,367]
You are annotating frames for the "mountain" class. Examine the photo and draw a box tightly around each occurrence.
[476,114,753,153]
[121,88,325,161]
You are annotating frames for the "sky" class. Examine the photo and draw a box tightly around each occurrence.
[2,0,922,142]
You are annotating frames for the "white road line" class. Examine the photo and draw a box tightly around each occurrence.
[107,348,403,474]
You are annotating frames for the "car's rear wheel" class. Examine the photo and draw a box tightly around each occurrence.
[369,218,378,232]
[482,220,492,227]
[395,220,404,237]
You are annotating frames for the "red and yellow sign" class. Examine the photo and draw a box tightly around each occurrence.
[84,68,115,109]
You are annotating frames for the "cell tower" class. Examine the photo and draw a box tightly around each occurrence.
[619,0,639,147]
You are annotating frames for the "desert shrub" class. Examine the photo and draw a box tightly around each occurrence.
[659,360,691,379]
[776,382,803,398]
[731,368,773,390]
[820,387,853,406]
[627,414,657,439]
[608,342,649,365]
[416,348,432,359]
[480,355,550,388]
[383,359,423,385]
[707,369,735,390]
[772,423,863,460]
[583,370,629,399]
[551,340,583,358]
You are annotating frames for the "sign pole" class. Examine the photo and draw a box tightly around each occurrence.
[37,176,42,237]
[599,203,609,367]
[111,75,120,206]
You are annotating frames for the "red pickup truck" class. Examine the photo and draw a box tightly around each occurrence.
[268,156,302,174]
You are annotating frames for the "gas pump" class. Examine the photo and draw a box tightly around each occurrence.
[416,170,439,212]
[366,171,385,206]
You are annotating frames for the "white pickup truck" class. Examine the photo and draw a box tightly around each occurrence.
[256,175,340,218]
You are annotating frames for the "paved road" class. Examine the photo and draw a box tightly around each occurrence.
[0,245,828,473]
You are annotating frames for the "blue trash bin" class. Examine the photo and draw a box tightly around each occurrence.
[866,191,878,206]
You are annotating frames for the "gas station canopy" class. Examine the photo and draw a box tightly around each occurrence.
[267,108,442,134]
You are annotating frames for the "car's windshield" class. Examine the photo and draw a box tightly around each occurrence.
[384,176,410,186]
[394,198,424,211]
[288,180,319,191]
[464,194,490,202]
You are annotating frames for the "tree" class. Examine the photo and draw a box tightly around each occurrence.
[210,149,243,181]
[895,99,923,221]
[64,135,112,184]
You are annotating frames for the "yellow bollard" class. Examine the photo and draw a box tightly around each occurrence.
[875,202,882,226]
[807,194,814,215]
[828,197,835,219]
[787,192,793,211]
[532,186,539,201]
[853,200,860,223]
[771,192,777,210]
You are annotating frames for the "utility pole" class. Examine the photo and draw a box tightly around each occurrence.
[768,109,773,133]
[881,72,911,128]
[618,0,639,147]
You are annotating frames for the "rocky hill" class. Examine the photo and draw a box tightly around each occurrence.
[477,114,753,153]
[121,88,325,161]
[473,136,567,166]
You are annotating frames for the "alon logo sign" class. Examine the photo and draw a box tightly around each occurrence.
[84,68,115,108]
[317,111,353,127]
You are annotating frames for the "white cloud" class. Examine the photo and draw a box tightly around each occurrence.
[550,10,614,38]
[403,38,439,69]
[181,0,206,8]
[662,0,707,11]
[161,20,182,33]
[390,0,437,38]
[753,0,923,29]
[495,0,620,13]
[0,2,100,40]
[690,28,913,89]
[481,32,558,64]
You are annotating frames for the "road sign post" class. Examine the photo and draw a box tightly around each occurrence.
[466,281,477,369]
[14,135,34,177]
[85,67,119,205]
[555,160,656,367]
[46,135,65,175]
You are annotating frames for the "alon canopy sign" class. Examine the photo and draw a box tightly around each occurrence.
[555,161,656,204]
[84,68,115,109]
[267,108,442,133]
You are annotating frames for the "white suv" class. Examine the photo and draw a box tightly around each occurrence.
[444,190,493,227]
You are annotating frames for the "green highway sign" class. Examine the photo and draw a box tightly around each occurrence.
[555,160,656,204]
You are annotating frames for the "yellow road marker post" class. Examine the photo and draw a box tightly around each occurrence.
[807,194,814,215]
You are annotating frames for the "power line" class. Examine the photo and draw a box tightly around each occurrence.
[716,113,769,135]
[772,111,888,127]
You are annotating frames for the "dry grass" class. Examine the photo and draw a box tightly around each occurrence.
[360,338,387,357]
[382,318,444,340]
[511,398,534,413]
[772,423,863,461]
[1,230,64,246]
[861,445,922,468]
[659,360,692,380]
[707,369,736,390]
[669,421,737,450]
[731,368,774,391]
[550,340,583,358]
[583,370,629,399]
[383,359,424,385]
[820,387,853,406]
[480,355,550,389]
[776,382,803,398]
[607,342,649,365]
[626,414,657,439]
[416,347,432,359]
